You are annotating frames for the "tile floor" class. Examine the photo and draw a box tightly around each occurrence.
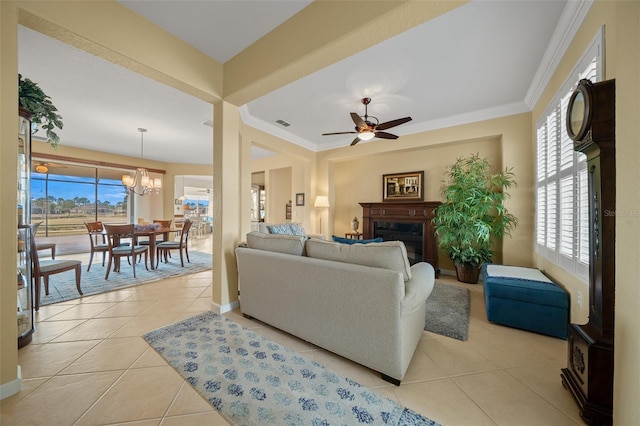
[1,236,585,425]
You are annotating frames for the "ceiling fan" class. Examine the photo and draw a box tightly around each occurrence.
[322,97,412,146]
[33,161,68,174]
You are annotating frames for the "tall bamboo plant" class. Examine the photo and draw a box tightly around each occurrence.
[433,154,518,282]
[18,74,63,148]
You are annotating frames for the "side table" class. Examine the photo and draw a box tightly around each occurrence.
[345,232,363,240]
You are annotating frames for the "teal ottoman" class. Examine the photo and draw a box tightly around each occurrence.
[482,264,569,339]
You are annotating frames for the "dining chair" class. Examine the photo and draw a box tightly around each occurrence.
[28,227,82,311]
[33,222,56,259]
[155,220,192,267]
[84,221,110,271]
[104,224,149,279]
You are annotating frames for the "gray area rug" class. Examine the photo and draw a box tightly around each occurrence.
[39,251,211,307]
[424,282,470,341]
[144,311,440,426]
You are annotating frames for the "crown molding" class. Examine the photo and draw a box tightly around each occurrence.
[525,0,594,108]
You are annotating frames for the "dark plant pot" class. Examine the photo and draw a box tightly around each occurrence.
[455,263,480,284]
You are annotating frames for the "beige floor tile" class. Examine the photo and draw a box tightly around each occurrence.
[18,340,101,379]
[28,319,85,344]
[78,288,138,303]
[1,371,121,426]
[160,412,228,425]
[93,300,159,318]
[166,382,218,417]
[76,366,185,425]
[140,298,197,315]
[112,420,161,426]
[45,302,118,320]
[469,335,546,369]
[401,345,448,383]
[506,361,586,425]
[0,377,48,410]
[185,297,215,313]
[393,378,497,426]
[418,335,500,376]
[60,336,150,374]
[132,347,171,368]
[34,303,76,321]
[51,316,133,342]
[453,370,580,425]
[108,313,182,338]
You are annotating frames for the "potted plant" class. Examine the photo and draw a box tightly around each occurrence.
[18,74,63,148]
[433,153,518,283]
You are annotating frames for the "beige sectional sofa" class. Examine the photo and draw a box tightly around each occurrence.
[235,231,435,385]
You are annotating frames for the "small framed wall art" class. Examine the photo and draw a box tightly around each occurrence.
[382,171,424,202]
[295,193,305,206]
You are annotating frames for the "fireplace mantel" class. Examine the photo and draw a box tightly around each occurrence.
[360,201,440,274]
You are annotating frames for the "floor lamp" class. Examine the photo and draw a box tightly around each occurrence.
[314,195,330,235]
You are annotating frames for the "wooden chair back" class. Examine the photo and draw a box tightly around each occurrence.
[103,224,148,279]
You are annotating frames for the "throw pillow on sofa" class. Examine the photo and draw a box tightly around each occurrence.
[246,231,307,256]
[265,222,307,236]
[306,238,413,281]
[332,235,383,245]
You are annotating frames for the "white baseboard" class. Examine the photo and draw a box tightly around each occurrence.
[0,366,22,400]
[211,300,240,314]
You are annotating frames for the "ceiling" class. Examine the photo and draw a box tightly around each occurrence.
[18,0,573,165]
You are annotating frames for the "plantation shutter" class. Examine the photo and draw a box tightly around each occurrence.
[534,30,601,282]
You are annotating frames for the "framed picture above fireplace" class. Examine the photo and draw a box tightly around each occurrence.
[382,171,424,202]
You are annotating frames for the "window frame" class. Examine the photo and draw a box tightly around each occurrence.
[534,28,603,282]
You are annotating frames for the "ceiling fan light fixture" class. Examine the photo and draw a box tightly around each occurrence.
[358,130,375,141]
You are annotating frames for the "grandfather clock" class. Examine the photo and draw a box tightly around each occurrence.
[560,79,615,425]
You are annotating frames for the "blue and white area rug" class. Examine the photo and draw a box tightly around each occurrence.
[39,251,211,307]
[144,311,439,426]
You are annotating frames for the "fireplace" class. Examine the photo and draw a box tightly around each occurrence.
[373,222,423,264]
[360,201,440,273]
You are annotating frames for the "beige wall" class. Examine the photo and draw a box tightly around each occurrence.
[333,135,503,272]
[530,2,639,424]
[318,112,534,269]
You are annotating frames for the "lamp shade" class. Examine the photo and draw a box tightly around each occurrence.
[358,130,375,141]
[314,195,330,208]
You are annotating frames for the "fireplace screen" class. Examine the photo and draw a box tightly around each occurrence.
[373,222,424,265]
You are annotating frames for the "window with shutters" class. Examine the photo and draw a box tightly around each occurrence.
[535,29,602,282]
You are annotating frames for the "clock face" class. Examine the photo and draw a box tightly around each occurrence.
[566,82,592,142]
[569,91,585,136]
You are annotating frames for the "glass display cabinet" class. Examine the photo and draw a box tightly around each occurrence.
[17,108,34,348]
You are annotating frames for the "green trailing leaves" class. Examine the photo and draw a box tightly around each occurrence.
[433,153,518,269]
[18,74,63,148]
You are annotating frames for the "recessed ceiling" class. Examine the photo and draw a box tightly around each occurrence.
[19,1,571,165]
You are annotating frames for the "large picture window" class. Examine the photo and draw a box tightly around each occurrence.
[31,161,129,237]
[535,30,602,282]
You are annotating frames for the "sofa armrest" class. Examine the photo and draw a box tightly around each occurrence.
[401,262,435,316]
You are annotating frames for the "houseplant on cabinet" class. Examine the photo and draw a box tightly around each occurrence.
[433,154,518,283]
[18,73,63,148]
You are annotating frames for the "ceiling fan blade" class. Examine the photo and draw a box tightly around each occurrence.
[350,112,365,127]
[322,131,357,136]
[374,131,399,140]
[350,137,361,146]
[375,116,412,131]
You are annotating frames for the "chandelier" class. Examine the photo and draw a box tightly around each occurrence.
[121,128,162,196]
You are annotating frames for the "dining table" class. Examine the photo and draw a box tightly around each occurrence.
[133,226,175,270]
